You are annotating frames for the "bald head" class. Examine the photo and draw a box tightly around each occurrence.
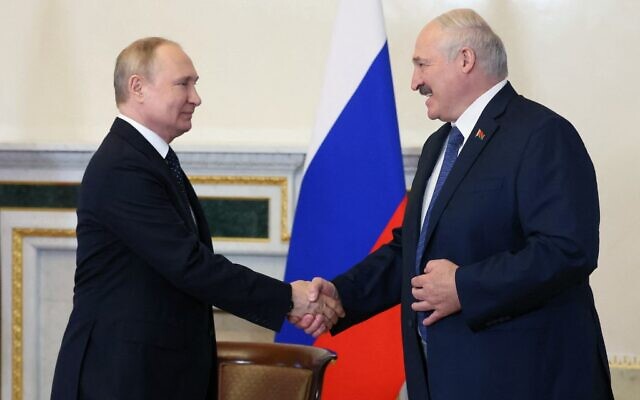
[114,37,180,105]
[430,8,508,80]
[410,9,508,122]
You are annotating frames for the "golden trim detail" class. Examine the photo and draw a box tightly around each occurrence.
[11,228,76,400]
[11,230,23,400]
[609,355,640,370]
[212,237,271,243]
[189,176,290,242]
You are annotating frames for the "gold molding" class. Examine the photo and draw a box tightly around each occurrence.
[189,175,290,241]
[609,355,640,370]
[11,230,23,400]
[11,228,76,400]
[213,237,271,243]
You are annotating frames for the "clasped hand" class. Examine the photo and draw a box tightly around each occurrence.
[289,278,345,337]
[411,258,461,326]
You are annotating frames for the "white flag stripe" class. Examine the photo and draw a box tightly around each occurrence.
[304,0,387,172]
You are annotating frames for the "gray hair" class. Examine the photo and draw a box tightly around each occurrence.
[434,9,508,80]
[113,37,179,104]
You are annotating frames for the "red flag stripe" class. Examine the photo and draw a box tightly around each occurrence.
[315,197,407,399]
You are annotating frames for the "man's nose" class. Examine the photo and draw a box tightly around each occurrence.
[411,68,422,91]
[190,86,202,106]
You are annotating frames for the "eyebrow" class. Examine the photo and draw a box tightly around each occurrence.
[175,75,199,83]
[412,57,428,64]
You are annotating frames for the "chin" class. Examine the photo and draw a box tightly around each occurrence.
[171,129,189,140]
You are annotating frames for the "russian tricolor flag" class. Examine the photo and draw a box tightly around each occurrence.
[275,1,407,398]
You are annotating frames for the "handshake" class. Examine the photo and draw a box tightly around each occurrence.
[289,278,345,338]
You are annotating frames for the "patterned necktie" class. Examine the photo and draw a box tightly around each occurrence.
[165,148,187,195]
[166,148,199,229]
[415,125,464,341]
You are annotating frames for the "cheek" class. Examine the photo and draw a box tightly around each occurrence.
[433,79,451,101]
[168,100,185,114]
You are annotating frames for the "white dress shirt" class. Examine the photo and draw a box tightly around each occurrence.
[419,80,508,225]
[117,114,169,158]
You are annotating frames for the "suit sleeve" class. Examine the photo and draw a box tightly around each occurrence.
[456,116,600,331]
[94,161,291,331]
[331,226,404,333]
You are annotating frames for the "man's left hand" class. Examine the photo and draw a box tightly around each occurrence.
[411,259,461,326]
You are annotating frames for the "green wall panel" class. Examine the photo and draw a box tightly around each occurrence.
[200,198,268,239]
[0,183,79,208]
[0,183,269,239]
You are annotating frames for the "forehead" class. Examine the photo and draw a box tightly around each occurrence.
[153,44,198,77]
[413,22,445,57]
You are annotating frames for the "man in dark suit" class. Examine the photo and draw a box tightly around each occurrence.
[51,37,343,400]
[299,8,613,400]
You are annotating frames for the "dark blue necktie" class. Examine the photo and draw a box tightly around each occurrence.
[166,148,199,229]
[415,125,464,341]
[165,148,187,195]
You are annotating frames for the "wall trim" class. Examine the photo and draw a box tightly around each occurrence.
[11,227,75,400]
[609,355,640,370]
[190,175,290,241]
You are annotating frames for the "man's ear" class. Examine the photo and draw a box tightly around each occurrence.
[128,74,145,103]
[460,47,476,74]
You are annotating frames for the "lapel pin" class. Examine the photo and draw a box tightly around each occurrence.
[475,129,486,140]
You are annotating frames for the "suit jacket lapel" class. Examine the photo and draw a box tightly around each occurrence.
[110,118,200,235]
[421,83,517,248]
[404,124,451,265]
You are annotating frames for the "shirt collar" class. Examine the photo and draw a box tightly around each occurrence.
[453,79,508,144]
[117,114,170,158]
